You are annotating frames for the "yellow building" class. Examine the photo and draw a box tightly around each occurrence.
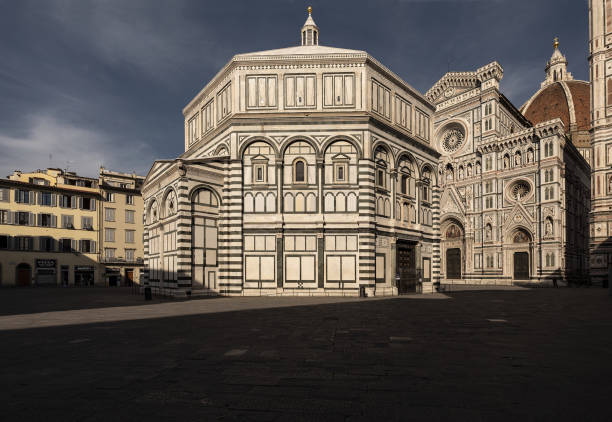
[0,167,145,286]
[0,168,100,286]
[99,168,145,286]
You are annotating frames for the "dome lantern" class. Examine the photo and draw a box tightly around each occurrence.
[542,37,573,88]
[301,6,319,46]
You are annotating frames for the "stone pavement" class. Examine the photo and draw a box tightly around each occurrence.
[0,287,611,421]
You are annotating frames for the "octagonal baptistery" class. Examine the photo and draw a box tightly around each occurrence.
[141,8,441,297]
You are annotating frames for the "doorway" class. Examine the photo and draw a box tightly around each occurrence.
[125,269,134,286]
[513,252,530,280]
[396,242,416,294]
[16,263,31,286]
[446,248,461,279]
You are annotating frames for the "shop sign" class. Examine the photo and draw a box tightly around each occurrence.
[75,266,94,271]
[36,259,57,268]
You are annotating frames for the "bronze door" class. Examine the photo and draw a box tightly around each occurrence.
[514,252,529,280]
[397,244,416,294]
[446,248,461,279]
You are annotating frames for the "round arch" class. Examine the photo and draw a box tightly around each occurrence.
[189,184,222,207]
[321,135,363,159]
[420,163,437,185]
[395,151,419,177]
[279,136,320,159]
[238,137,280,158]
[160,186,179,219]
[147,198,160,224]
[371,141,395,168]
[214,143,230,156]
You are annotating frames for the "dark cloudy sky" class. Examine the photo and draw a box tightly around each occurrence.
[0,0,588,178]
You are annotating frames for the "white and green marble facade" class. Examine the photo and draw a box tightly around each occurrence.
[427,63,590,285]
[142,12,440,296]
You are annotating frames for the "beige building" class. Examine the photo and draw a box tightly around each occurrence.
[0,167,145,286]
[99,168,145,286]
[0,168,100,286]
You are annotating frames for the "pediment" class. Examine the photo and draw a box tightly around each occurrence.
[440,187,465,216]
[250,154,269,162]
[503,203,533,229]
[431,86,475,104]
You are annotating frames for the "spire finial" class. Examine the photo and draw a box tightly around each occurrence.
[554,36,559,50]
[308,6,312,15]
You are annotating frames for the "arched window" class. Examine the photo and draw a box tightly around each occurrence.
[401,175,408,194]
[294,159,306,183]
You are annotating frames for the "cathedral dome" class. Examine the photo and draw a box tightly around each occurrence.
[520,37,591,157]
[521,80,590,132]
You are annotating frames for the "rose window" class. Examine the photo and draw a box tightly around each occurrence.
[442,129,465,154]
[509,180,531,201]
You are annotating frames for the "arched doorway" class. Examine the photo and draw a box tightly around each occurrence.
[191,187,220,292]
[16,263,31,286]
[446,248,461,279]
[442,220,464,280]
[512,229,531,280]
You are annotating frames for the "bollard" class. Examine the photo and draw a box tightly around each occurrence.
[144,287,152,301]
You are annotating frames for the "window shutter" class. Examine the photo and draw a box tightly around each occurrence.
[72,196,77,209]
[14,190,18,202]
[37,213,41,226]
[51,194,57,207]
[71,239,77,252]
[92,240,97,253]
[37,192,42,205]
[78,197,83,209]
[29,212,35,226]
[51,215,57,228]
[91,198,96,211]
[30,191,35,204]
[39,236,45,252]
[79,240,83,253]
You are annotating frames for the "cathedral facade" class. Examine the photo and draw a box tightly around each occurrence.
[141,8,592,296]
[427,61,590,285]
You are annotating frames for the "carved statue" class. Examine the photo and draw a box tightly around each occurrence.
[446,167,454,181]
[503,156,509,169]
[467,165,472,177]
[459,167,464,179]
[485,224,492,240]
[527,150,533,163]
[514,153,521,166]
[545,219,553,236]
